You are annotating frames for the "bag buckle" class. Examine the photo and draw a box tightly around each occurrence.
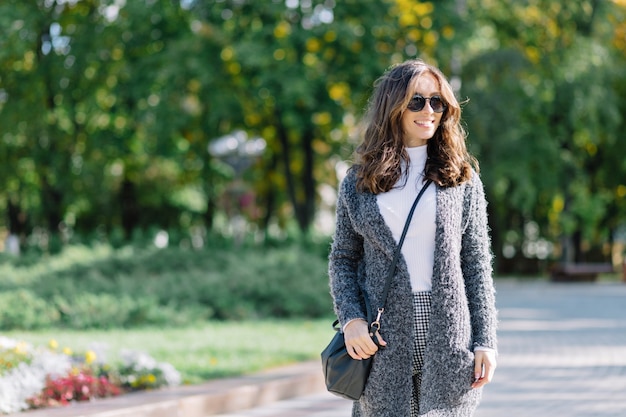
[369,308,384,334]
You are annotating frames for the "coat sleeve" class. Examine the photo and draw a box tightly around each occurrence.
[328,174,367,329]
[461,173,498,352]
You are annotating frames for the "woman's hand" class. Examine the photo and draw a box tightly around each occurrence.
[344,319,387,360]
[471,350,497,389]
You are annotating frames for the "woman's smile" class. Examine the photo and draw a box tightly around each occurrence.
[401,73,443,147]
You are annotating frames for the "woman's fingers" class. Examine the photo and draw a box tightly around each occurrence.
[344,319,381,360]
[349,342,377,359]
[373,330,387,347]
[471,350,497,389]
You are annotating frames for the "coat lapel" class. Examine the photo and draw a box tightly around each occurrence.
[357,190,398,261]
[432,184,465,288]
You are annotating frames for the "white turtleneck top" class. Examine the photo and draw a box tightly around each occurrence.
[352,145,494,353]
[376,145,436,292]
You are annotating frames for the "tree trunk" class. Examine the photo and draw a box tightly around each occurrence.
[275,109,307,232]
[260,154,278,234]
[301,127,316,234]
[120,178,140,239]
[7,199,27,236]
[40,176,64,233]
[572,228,583,263]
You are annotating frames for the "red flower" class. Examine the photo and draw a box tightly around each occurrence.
[27,368,123,409]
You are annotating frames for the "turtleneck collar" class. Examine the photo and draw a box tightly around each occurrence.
[406,144,428,169]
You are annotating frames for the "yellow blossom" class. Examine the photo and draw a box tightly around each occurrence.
[414,1,434,16]
[273,48,286,60]
[48,339,58,350]
[525,46,540,64]
[227,62,241,75]
[312,112,332,126]
[420,16,433,29]
[585,142,597,156]
[15,342,28,355]
[306,38,321,53]
[85,350,97,365]
[442,26,455,40]
[423,31,438,47]
[552,195,564,213]
[328,82,350,101]
[399,13,417,27]
[220,46,234,61]
[274,21,291,39]
[303,53,318,67]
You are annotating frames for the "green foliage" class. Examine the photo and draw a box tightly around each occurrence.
[0,290,60,330]
[459,0,626,267]
[1,0,625,272]
[53,293,183,330]
[0,239,332,330]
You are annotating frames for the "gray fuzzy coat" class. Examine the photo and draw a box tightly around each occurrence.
[329,168,497,417]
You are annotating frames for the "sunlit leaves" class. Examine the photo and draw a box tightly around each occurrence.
[273,20,291,39]
[327,82,350,103]
[462,0,626,264]
[609,1,626,53]
[1,0,624,255]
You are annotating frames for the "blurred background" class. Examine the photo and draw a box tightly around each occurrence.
[2,3,626,413]
[1,0,625,276]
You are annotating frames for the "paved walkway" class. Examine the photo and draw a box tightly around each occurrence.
[214,280,626,417]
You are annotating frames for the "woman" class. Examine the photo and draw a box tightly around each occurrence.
[328,59,497,416]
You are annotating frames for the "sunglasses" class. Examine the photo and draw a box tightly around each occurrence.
[407,94,447,113]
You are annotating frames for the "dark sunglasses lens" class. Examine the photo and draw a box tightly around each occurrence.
[408,96,426,112]
[430,97,445,113]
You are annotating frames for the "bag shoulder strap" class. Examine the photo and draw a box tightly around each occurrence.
[370,179,433,333]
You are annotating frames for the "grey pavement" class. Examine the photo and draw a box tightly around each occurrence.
[214,280,626,417]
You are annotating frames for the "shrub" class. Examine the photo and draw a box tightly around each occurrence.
[0,290,60,330]
[0,237,333,329]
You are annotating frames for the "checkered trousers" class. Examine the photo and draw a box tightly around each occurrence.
[410,291,432,416]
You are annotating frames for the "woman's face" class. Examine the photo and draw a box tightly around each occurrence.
[400,72,443,148]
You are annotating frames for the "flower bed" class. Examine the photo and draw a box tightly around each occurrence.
[0,337,181,414]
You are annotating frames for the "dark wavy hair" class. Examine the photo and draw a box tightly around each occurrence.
[355,59,477,193]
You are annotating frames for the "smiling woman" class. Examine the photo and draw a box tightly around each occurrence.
[328,59,497,417]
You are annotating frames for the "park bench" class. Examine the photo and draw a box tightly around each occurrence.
[550,262,614,282]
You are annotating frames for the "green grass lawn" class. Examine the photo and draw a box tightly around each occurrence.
[5,319,334,385]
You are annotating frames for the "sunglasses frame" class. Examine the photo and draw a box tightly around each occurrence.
[407,94,447,113]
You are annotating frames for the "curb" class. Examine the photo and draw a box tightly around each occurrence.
[15,361,325,417]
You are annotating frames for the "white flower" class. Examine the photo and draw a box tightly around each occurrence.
[0,337,29,351]
[0,339,71,413]
[118,350,181,387]
[158,362,181,387]
[120,349,157,371]
[87,342,110,366]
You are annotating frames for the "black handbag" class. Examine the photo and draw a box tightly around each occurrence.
[321,180,432,401]
[320,319,374,401]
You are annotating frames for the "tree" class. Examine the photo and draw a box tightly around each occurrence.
[188,0,451,234]
[2,0,624,269]
[460,0,626,270]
